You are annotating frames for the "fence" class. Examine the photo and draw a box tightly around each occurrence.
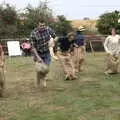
[0,38,27,55]
[85,35,106,52]
[0,35,107,55]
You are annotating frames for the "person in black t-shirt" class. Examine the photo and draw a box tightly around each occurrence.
[57,32,77,80]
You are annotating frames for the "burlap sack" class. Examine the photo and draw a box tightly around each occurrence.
[35,62,49,74]
[110,56,119,72]
[106,55,119,74]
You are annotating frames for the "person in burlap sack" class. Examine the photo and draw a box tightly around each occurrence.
[72,26,86,72]
[104,28,120,75]
[57,32,76,80]
[0,43,5,97]
[30,20,56,88]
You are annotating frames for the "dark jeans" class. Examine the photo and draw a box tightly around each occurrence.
[33,51,51,65]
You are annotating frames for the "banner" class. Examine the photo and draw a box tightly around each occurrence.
[7,41,22,56]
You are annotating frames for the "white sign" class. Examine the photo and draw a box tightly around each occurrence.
[7,41,22,56]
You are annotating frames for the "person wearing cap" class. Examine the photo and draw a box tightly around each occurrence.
[72,26,86,72]
[21,39,31,56]
[30,20,56,88]
[104,28,120,75]
[57,32,77,80]
[0,43,5,97]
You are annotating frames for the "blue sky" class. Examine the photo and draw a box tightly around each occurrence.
[0,0,120,20]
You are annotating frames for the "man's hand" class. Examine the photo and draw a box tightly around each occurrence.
[74,43,79,48]
[31,48,43,63]
[37,57,42,63]
[54,37,59,42]
[53,55,58,60]
[107,51,112,55]
[0,61,4,67]
[70,52,74,56]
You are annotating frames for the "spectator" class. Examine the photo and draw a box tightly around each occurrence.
[72,26,86,72]
[104,28,120,74]
[21,39,31,56]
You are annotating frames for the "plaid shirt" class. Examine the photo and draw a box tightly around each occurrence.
[30,27,56,53]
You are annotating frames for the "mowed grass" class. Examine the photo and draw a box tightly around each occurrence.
[0,52,120,120]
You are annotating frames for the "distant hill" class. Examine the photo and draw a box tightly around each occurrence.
[71,20,97,31]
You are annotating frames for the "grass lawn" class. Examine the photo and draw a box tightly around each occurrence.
[0,52,120,120]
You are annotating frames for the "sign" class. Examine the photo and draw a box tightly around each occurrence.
[7,41,22,56]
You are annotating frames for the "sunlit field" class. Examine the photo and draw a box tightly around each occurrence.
[0,52,120,120]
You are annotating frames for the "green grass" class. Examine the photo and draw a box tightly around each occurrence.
[0,52,120,120]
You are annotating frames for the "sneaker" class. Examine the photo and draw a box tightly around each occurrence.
[104,69,113,75]
[65,75,71,81]
[71,76,77,80]
[42,80,47,88]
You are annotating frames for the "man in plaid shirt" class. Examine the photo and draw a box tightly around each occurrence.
[30,20,56,88]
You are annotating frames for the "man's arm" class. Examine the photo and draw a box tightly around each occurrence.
[1,51,5,61]
[116,35,120,56]
[47,27,56,39]
[104,36,111,54]
[31,48,42,62]
[30,31,42,62]
[0,47,5,67]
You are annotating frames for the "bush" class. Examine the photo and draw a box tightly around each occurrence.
[96,11,120,35]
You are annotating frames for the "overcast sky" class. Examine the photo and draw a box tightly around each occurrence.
[0,0,120,20]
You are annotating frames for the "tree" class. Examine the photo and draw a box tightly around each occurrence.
[17,2,73,37]
[26,2,53,28]
[0,4,18,38]
[0,1,73,38]
[50,15,73,36]
[16,1,54,37]
[96,11,120,35]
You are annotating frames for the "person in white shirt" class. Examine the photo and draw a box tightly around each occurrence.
[104,28,120,74]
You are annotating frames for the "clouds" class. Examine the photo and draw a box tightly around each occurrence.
[50,0,120,19]
[1,0,120,19]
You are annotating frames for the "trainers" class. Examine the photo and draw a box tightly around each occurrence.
[104,69,113,75]
[42,80,47,88]
[65,75,71,81]
[71,76,77,80]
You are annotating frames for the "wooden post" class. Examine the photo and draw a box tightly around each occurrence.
[89,40,95,56]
